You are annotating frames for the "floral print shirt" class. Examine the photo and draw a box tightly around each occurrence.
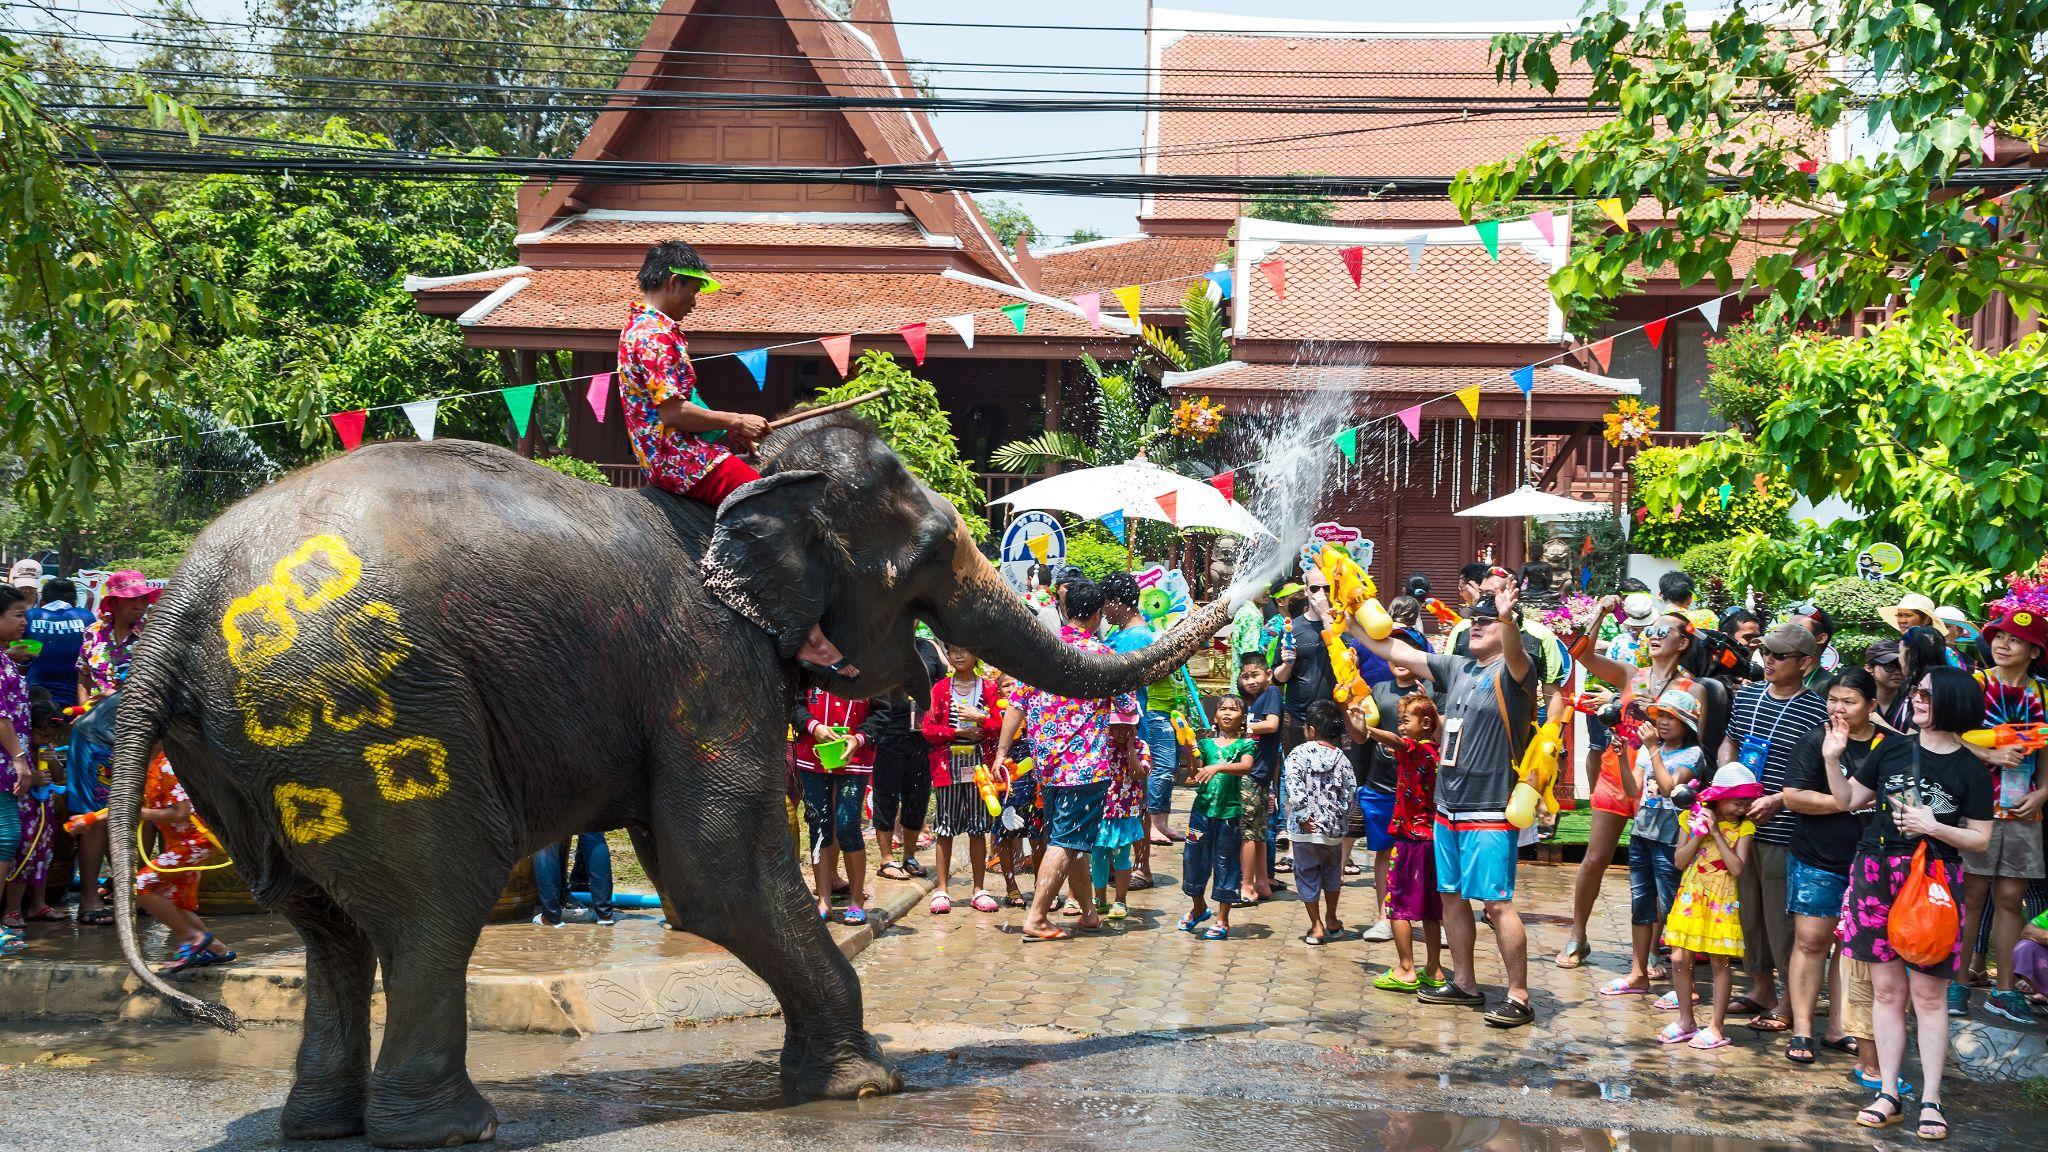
[1390,738,1440,840]
[0,654,29,791]
[1018,624,1139,790]
[1282,740,1353,846]
[617,303,732,495]
[76,618,140,702]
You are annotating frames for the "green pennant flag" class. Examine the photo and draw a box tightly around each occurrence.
[1002,302,1028,333]
[501,383,538,438]
[1335,426,1358,463]
[1717,481,1733,510]
[1475,219,1501,261]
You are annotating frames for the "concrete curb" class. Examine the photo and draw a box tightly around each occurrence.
[0,876,934,1037]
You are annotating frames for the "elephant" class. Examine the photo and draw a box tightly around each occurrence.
[107,414,1232,1148]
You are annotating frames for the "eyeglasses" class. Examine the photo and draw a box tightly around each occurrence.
[1306,583,1329,593]
[1910,687,1932,702]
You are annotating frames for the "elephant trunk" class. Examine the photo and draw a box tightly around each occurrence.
[936,557,1236,700]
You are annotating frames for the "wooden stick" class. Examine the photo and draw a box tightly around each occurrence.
[767,388,888,430]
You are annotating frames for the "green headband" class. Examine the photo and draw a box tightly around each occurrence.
[668,267,722,293]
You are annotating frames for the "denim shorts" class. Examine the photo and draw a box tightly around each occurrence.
[1045,778,1111,852]
[1627,836,1678,926]
[799,770,868,855]
[1138,711,1178,814]
[1785,853,1850,919]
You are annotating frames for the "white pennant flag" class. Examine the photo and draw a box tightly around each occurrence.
[401,398,439,441]
[1697,297,1724,332]
[941,313,975,349]
[1405,237,1426,273]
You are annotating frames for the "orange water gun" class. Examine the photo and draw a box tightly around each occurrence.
[1964,724,2048,753]
[65,807,107,835]
[973,764,1003,817]
[1424,598,1461,628]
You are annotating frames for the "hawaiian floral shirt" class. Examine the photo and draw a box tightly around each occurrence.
[0,654,30,789]
[617,303,732,495]
[76,618,139,702]
[1018,624,1139,790]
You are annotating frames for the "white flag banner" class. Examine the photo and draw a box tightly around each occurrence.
[1405,237,1426,273]
[1697,297,1723,332]
[941,313,975,349]
[401,398,439,441]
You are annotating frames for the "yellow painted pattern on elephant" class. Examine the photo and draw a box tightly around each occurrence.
[271,534,362,614]
[275,782,349,844]
[235,679,316,748]
[312,602,412,733]
[365,735,451,802]
[221,584,298,674]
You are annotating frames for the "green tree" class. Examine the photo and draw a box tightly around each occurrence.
[1064,228,1106,245]
[976,197,1038,248]
[1453,1,2048,327]
[1702,320,1816,435]
[1627,443,1796,557]
[810,351,989,540]
[1245,176,1337,227]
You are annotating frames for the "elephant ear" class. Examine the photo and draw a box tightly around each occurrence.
[704,470,834,658]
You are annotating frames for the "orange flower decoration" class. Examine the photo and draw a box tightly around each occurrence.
[1602,398,1659,448]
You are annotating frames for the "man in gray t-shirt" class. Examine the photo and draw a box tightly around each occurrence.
[1354,581,1539,1029]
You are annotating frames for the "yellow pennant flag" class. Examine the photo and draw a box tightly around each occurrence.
[1596,197,1630,231]
[1456,386,1481,419]
[1112,285,1143,327]
[1025,533,1052,564]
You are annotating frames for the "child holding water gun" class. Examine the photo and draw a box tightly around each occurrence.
[136,751,237,975]
[1601,689,1705,998]
[1658,763,1760,1050]
[1180,695,1253,940]
[1358,694,1447,992]
[921,643,1002,915]
[3,696,68,930]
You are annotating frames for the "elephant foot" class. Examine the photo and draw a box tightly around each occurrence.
[782,1033,902,1100]
[364,1076,498,1149]
[279,1076,368,1141]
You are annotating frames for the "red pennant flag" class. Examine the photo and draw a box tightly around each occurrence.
[1155,491,1179,525]
[819,334,852,378]
[1644,317,1668,349]
[1257,258,1286,301]
[1796,157,1819,174]
[1209,471,1235,501]
[329,409,367,451]
[1588,337,1615,371]
[1635,506,1650,524]
[1340,246,1365,287]
[899,322,928,366]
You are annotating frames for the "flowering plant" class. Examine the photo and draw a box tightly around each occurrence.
[1170,396,1226,441]
[1989,554,2048,618]
[1602,398,1659,448]
[1541,591,1600,635]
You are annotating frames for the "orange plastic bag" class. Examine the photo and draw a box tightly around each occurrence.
[1886,843,1960,968]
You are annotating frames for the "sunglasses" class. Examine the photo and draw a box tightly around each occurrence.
[1306,583,1329,592]
[1760,648,1799,661]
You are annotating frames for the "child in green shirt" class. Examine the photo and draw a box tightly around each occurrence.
[1180,695,1254,940]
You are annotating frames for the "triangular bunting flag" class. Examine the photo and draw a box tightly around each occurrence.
[1475,219,1501,261]
[1511,365,1535,396]
[1208,471,1235,502]
[330,408,367,451]
[1530,210,1557,247]
[1908,273,1923,293]
[1797,263,1818,280]
[501,384,537,438]
[819,334,853,378]
[1753,473,1769,494]
[1155,490,1179,525]
[1698,298,1723,331]
[737,347,769,390]
[899,322,928,366]
[1635,506,1650,524]
[1341,245,1365,286]
[1025,534,1052,565]
[1456,386,1481,420]
[1257,258,1286,301]
[1405,237,1426,272]
[1796,157,1819,175]
[1984,125,1997,161]
[1717,482,1733,510]
[1397,406,1422,440]
[1597,198,1630,231]
[1102,509,1126,544]
[1073,292,1102,329]
[585,373,611,423]
[1588,338,1615,372]
[1644,317,1668,349]
[1001,302,1029,334]
[401,398,439,441]
[941,314,974,349]
[1205,269,1234,299]
[1334,427,1358,463]
[1112,285,1143,327]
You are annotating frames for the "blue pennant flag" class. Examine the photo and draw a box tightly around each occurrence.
[738,347,769,390]
[1205,269,1234,299]
[1102,509,1126,544]
[1510,365,1535,396]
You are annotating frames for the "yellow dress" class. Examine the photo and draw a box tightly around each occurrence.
[1661,819,1753,958]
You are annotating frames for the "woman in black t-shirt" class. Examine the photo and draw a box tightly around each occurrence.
[1837,667,1994,1140]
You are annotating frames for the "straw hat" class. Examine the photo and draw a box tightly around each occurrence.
[1878,592,1939,632]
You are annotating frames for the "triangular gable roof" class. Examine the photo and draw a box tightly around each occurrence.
[520,0,1026,287]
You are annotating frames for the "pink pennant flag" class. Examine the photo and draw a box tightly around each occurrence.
[1155,491,1179,525]
[1257,258,1286,301]
[1797,263,1818,280]
[1396,405,1422,440]
[1588,337,1615,371]
[1340,246,1365,287]
[1209,471,1235,502]
[1530,210,1557,247]
[329,409,367,452]
[819,334,852,378]
[1984,125,1997,161]
[1072,292,1102,329]
[585,372,612,423]
[899,322,928,366]
[1643,317,1668,349]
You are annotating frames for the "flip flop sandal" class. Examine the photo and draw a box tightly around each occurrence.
[1746,1010,1792,1032]
[77,909,114,926]
[1857,1093,1904,1129]
[1300,933,1327,946]
[877,863,912,882]
[23,908,68,922]
[1178,908,1213,933]
[1728,994,1769,1015]
[1687,1031,1732,1051]
[1821,1035,1859,1054]
[1342,863,1363,875]
[1916,1101,1948,1141]
[1599,978,1651,997]
[841,906,868,926]
[901,859,928,878]
[1003,893,1028,909]
[1274,859,1293,873]
[1657,1022,1699,1045]
[1127,875,1154,891]
[1022,926,1071,942]
[0,914,23,930]
[1787,1035,1816,1064]
[1374,971,1421,992]
[1554,941,1593,969]
[1199,925,1229,941]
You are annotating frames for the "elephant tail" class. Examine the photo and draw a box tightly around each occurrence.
[107,591,241,1033]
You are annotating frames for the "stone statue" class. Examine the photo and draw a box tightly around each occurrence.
[1206,536,1241,598]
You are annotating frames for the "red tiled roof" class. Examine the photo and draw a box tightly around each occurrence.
[1165,361,1614,399]
[1241,242,1558,345]
[439,268,1115,339]
[522,216,934,248]
[1034,236,1230,309]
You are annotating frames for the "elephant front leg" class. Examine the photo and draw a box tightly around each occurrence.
[364,919,499,1147]
[278,891,376,1140]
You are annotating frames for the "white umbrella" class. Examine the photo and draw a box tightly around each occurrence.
[991,460,1272,537]
[1454,485,1613,519]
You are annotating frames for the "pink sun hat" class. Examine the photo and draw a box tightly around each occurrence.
[1697,762,1764,805]
[97,569,162,616]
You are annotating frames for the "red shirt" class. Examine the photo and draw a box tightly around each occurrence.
[617,303,733,495]
[921,675,1002,787]
[790,690,874,774]
[1391,738,1440,840]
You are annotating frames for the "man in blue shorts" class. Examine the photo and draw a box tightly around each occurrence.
[1354,581,1537,1027]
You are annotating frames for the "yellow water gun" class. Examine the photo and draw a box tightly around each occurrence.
[1506,715,1567,829]
[974,764,1004,818]
[1316,545,1393,642]
[1325,624,1368,705]
[1169,711,1198,749]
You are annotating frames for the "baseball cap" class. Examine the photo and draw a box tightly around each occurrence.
[1865,639,1902,666]
[1465,601,1502,623]
[1761,623,1819,658]
[9,559,41,590]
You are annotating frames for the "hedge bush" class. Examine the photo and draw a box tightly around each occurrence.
[1811,576,1904,635]
[1065,534,1130,584]
[536,454,610,485]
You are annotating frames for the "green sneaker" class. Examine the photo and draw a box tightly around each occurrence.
[1984,989,2034,1025]
[1946,981,1970,1017]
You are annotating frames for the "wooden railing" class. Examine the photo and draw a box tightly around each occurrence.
[1529,430,1708,508]
[597,464,648,489]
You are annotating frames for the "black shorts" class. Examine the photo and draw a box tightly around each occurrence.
[869,739,930,832]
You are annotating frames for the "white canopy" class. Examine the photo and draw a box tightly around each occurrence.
[1454,485,1614,519]
[991,460,1272,537]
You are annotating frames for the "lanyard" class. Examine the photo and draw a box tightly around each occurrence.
[1746,687,1803,752]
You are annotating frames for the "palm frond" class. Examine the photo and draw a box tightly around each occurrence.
[989,430,1096,474]
[1141,324,1190,371]
[1180,282,1230,369]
